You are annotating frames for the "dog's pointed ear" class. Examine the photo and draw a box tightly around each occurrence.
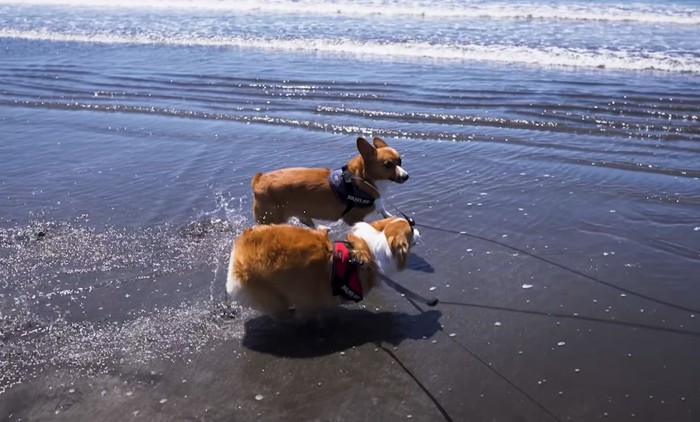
[357,136,376,160]
[373,137,388,149]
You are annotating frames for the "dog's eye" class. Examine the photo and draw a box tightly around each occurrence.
[383,161,394,168]
[397,158,402,166]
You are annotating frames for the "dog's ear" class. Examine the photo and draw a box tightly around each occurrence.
[357,136,376,161]
[373,137,388,149]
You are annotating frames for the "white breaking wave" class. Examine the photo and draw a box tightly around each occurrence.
[2,29,699,73]
[1,0,699,25]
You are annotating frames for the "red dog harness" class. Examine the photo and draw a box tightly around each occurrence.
[330,241,363,302]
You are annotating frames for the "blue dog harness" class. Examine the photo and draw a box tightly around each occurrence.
[328,166,376,216]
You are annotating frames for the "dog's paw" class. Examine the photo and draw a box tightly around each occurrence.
[210,301,240,321]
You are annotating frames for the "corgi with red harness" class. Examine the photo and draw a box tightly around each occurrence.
[251,136,408,227]
[226,216,420,321]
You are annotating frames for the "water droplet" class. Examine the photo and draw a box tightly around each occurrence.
[159,398,168,404]
[521,284,533,289]
[494,322,502,327]
[557,342,566,346]
[255,394,264,401]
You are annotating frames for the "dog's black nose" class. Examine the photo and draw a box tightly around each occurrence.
[401,173,409,182]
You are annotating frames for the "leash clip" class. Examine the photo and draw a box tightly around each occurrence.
[399,211,416,228]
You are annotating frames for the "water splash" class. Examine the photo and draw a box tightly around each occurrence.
[0,194,252,396]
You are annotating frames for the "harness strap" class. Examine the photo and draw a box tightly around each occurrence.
[329,166,376,217]
[330,241,363,302]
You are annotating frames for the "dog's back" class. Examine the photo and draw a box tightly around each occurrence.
[226,224,335,319]
[251,168,340,225]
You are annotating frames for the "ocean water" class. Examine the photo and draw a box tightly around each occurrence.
[1,0,699,420]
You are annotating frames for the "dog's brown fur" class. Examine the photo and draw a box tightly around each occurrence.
[226,217,417,321]
[251,137,408,227]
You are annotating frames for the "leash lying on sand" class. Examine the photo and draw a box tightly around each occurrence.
[379,273,438,307]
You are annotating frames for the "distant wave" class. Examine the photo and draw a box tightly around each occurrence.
[2,29,699,73]
[2,0,699,25]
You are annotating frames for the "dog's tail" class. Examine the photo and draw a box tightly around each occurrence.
[225,246,241,297]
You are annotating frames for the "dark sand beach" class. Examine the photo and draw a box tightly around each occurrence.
[2,1,700,420]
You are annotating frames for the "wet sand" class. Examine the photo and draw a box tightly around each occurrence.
[2,176,699,421]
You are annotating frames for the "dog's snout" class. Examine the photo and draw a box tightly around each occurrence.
[395,165,409,183]
[412,228,421,246]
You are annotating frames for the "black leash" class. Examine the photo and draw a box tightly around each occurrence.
[415,221,700,315]
[376,343,454,422]
[364,193,693,422]
[379,274,438,306]
[385,281,563,422]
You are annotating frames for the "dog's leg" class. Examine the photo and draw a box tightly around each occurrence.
[252,197,270,224]
[298,216,316,228]
[245,284,293,321]
[296,308,336,337]
[375,198,394,218]
[253,199,287,225]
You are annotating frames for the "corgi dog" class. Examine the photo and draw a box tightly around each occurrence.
[251,136,408,227]
[226,216,420,321]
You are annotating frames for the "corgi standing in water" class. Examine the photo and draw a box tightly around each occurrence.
[226,216,420,322]
[251,137,408,227]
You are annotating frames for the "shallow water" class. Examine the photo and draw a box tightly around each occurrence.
[2,1,700,420]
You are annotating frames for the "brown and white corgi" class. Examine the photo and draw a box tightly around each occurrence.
[225,216,420,321]
[251,136,408,227]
